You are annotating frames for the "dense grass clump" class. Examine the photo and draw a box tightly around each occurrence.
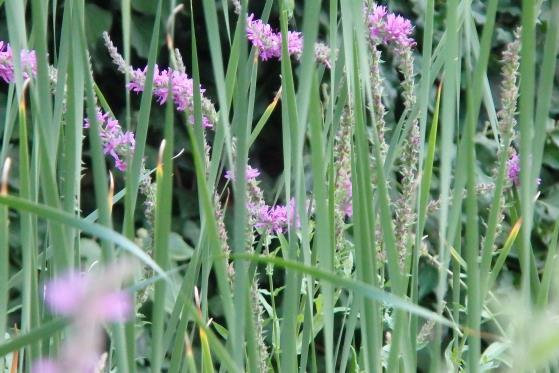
[1,0,559,372]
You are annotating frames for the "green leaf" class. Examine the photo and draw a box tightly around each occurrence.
[131,0,158,14]
[131,15,158,58]
[168,232,194,261]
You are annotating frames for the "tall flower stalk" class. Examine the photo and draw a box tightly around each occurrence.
[365,3,419,268]
[333,109,354,276]
[103,32,218,128]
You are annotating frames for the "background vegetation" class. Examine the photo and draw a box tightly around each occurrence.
[1,0,559,372]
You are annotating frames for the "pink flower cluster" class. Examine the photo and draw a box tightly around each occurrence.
[340,179,353,218]
[246,14,333,68]
[246,14,303,60]
[84,109,136,171]
[43,271,132,321]
[33,261,135,373]
[254,198,298,234]
[0,41,37,83]
[506,151,541,187]
[128,65,213,128]
[507,152,520,186]
[225,165,261,181]
[366,4,416,48]
[225,165,299,234]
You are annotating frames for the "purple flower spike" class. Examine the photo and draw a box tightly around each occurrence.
[246,14,331,68]
[0,41,37,83]
[341,179,353,218]
[367,4,388,43]
[84,109,136,171]
[254,198,299,234]
[246,14,282,60]
[127,65,211,128]
[365,5,416,48]
[507,152,520,186]
[384,13,416,48]
[225,165,261,181]
[506,152,541,187]
[286,31,304,58]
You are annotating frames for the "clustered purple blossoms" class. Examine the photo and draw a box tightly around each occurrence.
[33,262,134,373]
[246,14,332,68]
[226,165,298,234]
[127,65,213,128]
[506,152,541,187]
[224,165,261,181]
[366,4,416,48]
[103,32,217,129]
[0,41,37,83]
[254,198,298,234]
[507,152,520,186]
[84,109,136,171]
[0,40,136,173]
[340,179,353,218]
[246,14,303,60]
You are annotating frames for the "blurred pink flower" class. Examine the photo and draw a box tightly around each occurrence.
[43,272,88,316]
[31,359,60,373]
[34,260,137,373]
[44,268,133,323]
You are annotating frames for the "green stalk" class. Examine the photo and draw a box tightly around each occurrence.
[309,74,335,372]
[230,1,250,368]
[122,0,162,239]
[532,0,559,207]
[0,159,9,372]
[151,81,174,373]
[74,0,131,367]
[431,0,459,369]
[18,90,40,361]
[411,0,436,359]
[518,0,537,299]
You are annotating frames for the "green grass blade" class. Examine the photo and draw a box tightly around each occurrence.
[233,253,457,329]
[0,319,68,357]
[150,81,174,372]
[122,0,162,239]
[308,74,335,372]
[0,195,168,279]
[518,0,537,298]
[0,160,9,369]
[536,220,559,307]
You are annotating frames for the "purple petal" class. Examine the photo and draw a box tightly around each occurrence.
[93,291,133,322]
[44,272,89,316]
[32,359,61,373]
